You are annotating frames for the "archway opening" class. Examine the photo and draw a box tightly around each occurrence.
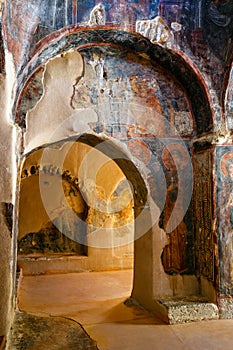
[17,134,143,276]
[16,134,153,330]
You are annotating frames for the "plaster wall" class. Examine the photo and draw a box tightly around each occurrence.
[0,66,15,334]
[24,51,97,153]
[132,210,199,307]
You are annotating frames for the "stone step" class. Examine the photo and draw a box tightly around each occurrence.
[156,297,219,324]
[17,254,133,275]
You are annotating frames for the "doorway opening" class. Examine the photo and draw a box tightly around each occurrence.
[17,134,145,278]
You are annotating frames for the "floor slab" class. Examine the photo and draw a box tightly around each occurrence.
[17,269,233,350]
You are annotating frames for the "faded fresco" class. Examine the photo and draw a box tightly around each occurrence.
[4,1,233,59]
[18,223,87,255]
[160,142,193,274]
[79,48,194,137]
[158,140,194,275]
[216,146,233,294]
[18,170,88,256]
[17,48,195,135]
[3,0,233,97]
[194,150,215,282]
[128,137,195,275]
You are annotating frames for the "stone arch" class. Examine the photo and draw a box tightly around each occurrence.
[14,28,213,134]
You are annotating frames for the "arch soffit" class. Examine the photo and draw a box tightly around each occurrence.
[14,27,213,135]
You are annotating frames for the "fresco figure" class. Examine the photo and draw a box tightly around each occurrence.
[160,143,189,274]
[220,151,233,290]
[204,0,233,61]
[207,0,232,27]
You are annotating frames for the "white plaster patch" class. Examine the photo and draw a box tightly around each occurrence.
[24,51,84,152]
[136,16,174,49]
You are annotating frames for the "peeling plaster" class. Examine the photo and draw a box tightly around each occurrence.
[14,30,213,135]
[136,16,174,49]
[24,51,85,152]
[5,50,16,125]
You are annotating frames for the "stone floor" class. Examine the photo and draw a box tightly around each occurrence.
[8,312,98,350]
[13,269,233,349]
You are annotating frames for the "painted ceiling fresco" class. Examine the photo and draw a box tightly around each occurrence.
[1,0,232,114]
[3,1,233,68]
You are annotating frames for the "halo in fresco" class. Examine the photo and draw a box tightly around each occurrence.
[162,143,189,171]
[221,151,233,177]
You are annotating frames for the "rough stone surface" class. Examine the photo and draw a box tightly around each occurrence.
[8,312,99,350]
[159,297,219,324]
[136,16,174,48]
[219,296,233,319]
